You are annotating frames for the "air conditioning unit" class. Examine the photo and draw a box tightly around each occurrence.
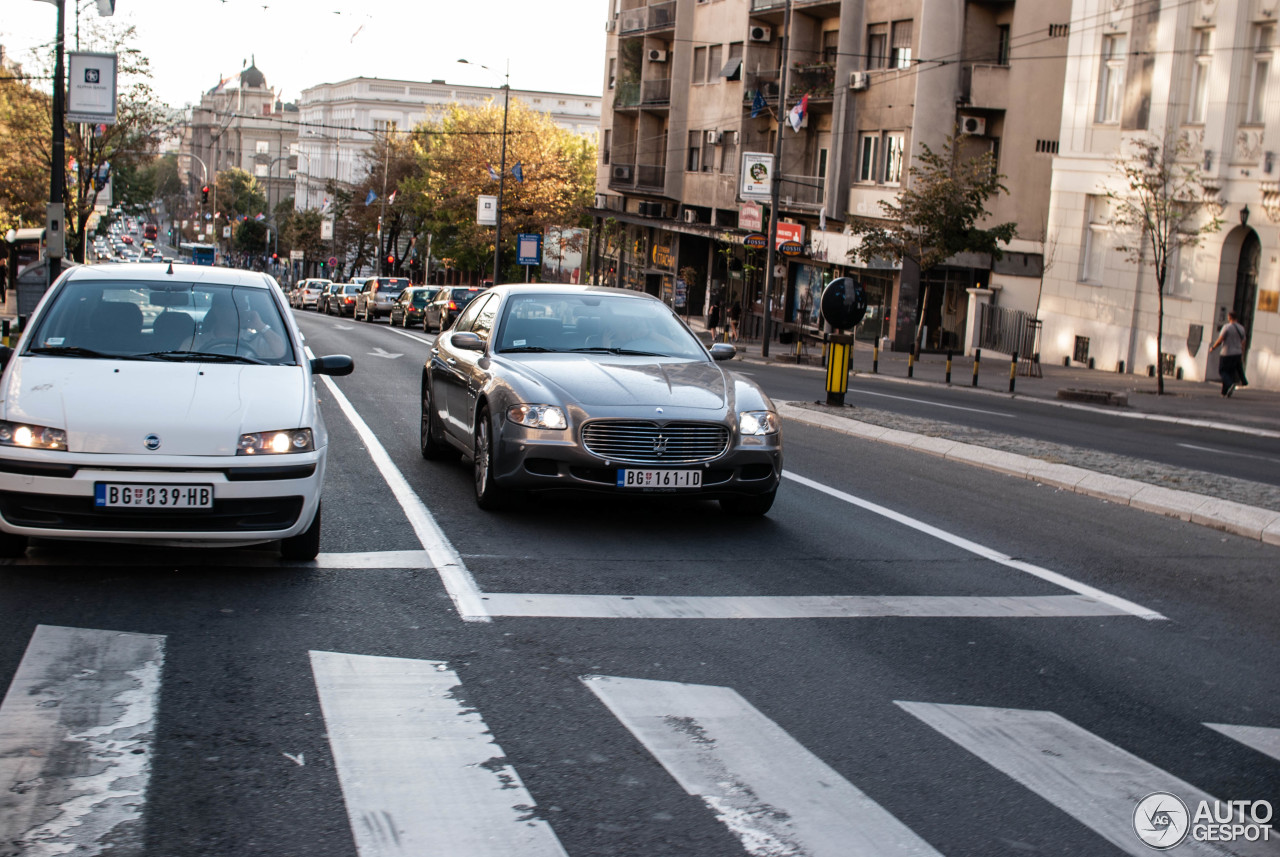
[749,25,772,43]
[730,130,740,145]
[605,19,616,33]
[611,164,633,181]
[705,130,723,145]
[648,49,668,63]
[683,210,698,224]
[849,71,870,91]
[960,114,987,136]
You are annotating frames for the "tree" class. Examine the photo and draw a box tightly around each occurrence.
[847,133,1016,351]
[1105,134,1224,394]
[0,73,51,232]
[409,100,596,282]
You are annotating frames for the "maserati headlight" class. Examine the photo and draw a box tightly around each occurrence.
[506,404,567,430]
[738,410,780,436]
[237,428,314,455]
[0,420,68,450]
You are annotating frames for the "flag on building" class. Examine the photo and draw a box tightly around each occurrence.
[788,94,808,132]
[320,198,331,214]
[512,162,524,183]
[487,163,499,181]
[751,89,766,119]
[388,190,397,205]
[254,213,265,221]
[365,189,377,206]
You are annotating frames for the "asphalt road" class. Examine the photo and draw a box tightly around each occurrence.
[0,308,1276,857]
[738,360,1280,488]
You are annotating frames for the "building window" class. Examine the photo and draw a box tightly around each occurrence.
[866,24,887,70]
[883,132,905,183]
[693,46,708,84]
[1096,34,1127,124]
[1247,23,1274,124]
[707,44,723,83]
[857,132,877,182]
[822,30,839,65]
[1187,29,1212,123]
[997,25,1011,66]
[603,129,611,165]
[1165,240,1193,297]
[721,41,743,81]
[702,132,715,172]
[608,57,617,90]
[890,20,913,69]
[720,136,737,174]
[1082,195,1110,283]
[687,131,701,171]
[255,140,270,154]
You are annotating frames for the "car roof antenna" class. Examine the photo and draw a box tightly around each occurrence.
[166,260,174,275]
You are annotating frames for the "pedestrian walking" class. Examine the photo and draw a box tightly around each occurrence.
[707,299,721,342]
[1209,310,1248,397]
[728,300,741,342]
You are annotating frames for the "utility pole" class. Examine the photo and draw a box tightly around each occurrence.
[761,0,792,358]
[376,135,390,274]
[494,65,510,286]
[48,0,68,285]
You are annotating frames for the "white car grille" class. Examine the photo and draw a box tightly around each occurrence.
[581,420,729,465]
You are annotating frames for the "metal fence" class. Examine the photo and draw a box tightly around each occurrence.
[977,303,1039,360]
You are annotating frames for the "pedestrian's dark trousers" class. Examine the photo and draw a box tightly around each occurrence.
[1218,354,1243,394]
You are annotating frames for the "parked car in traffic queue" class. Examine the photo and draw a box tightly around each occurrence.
[355,277,409,323]
[327,283,361,316]
[389,286,438,328]
[424,286,487,332]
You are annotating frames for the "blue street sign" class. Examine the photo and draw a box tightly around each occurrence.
[517,233,542,266]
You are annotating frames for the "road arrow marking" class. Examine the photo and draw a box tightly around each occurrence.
[368,347,402,359]
[282,751,305,766]
[1203,723,1280,762]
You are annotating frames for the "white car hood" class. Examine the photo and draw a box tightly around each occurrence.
[1,357,308,456]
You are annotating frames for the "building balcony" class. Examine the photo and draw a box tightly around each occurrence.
[619,1,676,35]
[614,82,641,110]
[779,174,825,211]
[743,71,781,107]
[641,78,671,106]
[789,63,836,102]
[961,63,1010,111]
[608,162,666,193]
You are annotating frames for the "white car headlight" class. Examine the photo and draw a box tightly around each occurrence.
[506,404,567,430]
[0,421,68,451]
[738,410,780,436]
[237,428,315,455]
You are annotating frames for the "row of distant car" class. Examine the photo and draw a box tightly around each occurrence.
[287,277,489,332]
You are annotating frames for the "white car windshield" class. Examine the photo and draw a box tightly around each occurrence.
[497,293,706,359]
[26,280,295,365]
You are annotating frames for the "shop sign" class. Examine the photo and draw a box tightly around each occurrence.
[739,202,763,231]
[743,233,768,249]
[740,153,774,200]
[652,244,673,269]
[780,241,803,256]
[775,222,804,251]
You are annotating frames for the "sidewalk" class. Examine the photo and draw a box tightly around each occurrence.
[699,322,1278,437]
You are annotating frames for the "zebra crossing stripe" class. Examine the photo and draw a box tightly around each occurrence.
[484,592,1134,619]
[897,702,1276,857]
[1204,723,1280,763]
[309,651,567,857]
[0,624,164,856]
[584,675,943,857]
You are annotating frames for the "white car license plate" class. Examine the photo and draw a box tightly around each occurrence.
[617,469,702,489]
[94,483,214,508]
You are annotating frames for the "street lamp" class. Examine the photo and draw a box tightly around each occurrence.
[458,58,509,286]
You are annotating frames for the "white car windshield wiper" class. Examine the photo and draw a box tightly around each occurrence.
[501,345,557,353]
[136,350,269,365]
[566,347,669,357]
[28,345,159,360]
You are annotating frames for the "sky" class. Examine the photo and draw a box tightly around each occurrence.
[4,0,608,108]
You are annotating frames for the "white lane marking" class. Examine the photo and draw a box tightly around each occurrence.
[483,593,1133,619]
[367,346,403,359]
[849,387,1014,417]
[333,324,354,330]
[282,751,306,766]
[0,625,164,857]
[310,651,568,857]
[1203,723,1280,763]
[1177,443,1280,465]
[898,702,1275,857]
[784,471,1165,621]
[310,347,489,622]
[387,327,433,345]
[585,675,943,857]
[8,550,430,568]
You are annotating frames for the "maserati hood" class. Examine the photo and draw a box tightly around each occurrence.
[510,356,728,410]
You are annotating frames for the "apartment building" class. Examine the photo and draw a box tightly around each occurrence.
[293,77,601,212]
[1040,0,1279,391]
[180,62,299,216]
[594,0,1069,352]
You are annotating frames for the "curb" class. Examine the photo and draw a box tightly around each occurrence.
[776,402,1280,546]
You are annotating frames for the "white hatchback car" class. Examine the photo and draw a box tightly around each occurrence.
[0,263,353,560]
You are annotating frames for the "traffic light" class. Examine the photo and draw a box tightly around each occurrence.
[201,186,209,204]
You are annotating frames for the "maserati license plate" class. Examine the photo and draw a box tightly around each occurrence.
[617,469,702,489]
